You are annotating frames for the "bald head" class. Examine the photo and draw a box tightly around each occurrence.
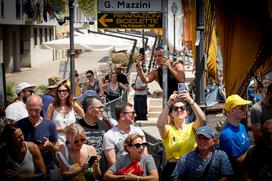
[26,94,43,121]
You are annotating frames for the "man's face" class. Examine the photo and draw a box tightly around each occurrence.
[121,106,136,125]
[115,66,122,74]
[21,88,34,103]
[196,135,215,150]
[26,99,42,120]
[88,98,104,119]
[154,49,163,65]
[231,105,248,120]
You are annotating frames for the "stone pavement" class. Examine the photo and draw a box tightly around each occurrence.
[6,51,111,85]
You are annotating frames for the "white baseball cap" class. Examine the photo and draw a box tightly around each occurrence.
[16,82,36,94]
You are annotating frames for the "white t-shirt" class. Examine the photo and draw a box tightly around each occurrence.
[103,125,146,159]
[134,75,147,95]
[5,101,28,121]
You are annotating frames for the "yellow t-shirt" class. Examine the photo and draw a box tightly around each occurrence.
[67,79,81,97]
[162,123,197,160]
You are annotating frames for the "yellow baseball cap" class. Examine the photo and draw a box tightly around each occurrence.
[224,94,251,112]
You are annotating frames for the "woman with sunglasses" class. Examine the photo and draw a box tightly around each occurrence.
[157,90,205,181]
[46,84,84,145]
[56,123,101,181]
[102,71,129,102]
[104,134,159,181]
[82,70,102,95]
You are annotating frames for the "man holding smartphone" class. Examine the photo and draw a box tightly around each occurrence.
[136,45,185,99]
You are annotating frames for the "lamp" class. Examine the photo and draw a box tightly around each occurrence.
[171,1,178,57]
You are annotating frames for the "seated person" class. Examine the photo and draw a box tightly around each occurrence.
[171,126,233,181]
[56,123,101,180]
[103,134,159,181]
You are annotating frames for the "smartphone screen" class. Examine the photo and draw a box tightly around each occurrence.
[88,156,97,167]
[178,83,186,94]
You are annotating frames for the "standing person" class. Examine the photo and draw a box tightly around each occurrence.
[250,83,272,143]
[171,126,233,181]
[46,84,84,145]
[82,70,102,95]
[66,70,81,97]
[77,96,109,175]
[5,82,36,121]
[56,123,101,181]
[104,134,159,181]
[157,90,205,181]
[220,94,251,181]
[103,102,147,166]
[2,124,47,180]
[102,71,129,102]
[16,94,59,174]
[114,64,129,86]
[136,45,185,99]
[132,68,148,121]
[41,75,66,117]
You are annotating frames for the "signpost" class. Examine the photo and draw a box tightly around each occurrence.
[98,12,163,29]
[98,0,162,12]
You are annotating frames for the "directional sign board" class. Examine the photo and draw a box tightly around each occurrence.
[98,0,162,12]
[98,12,163,29]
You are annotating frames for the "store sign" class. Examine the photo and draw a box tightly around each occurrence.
[98,12,163,29]
[98,0,162,12]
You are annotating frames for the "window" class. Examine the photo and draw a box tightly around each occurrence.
[44,28,48,42]
[1,0,4,18]
[49,28,52,41]
[34,28,37,45]
[39,28,43,45]
[16,0,21,19]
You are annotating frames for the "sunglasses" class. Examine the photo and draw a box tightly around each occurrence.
[171,106,185,112]
[24,89,35,94]
[87,75,93,78]
[74,138,86,144]
[58,89,68,93]
[91,106,104,110]
[123,111,136,116]
[130,142,148,149]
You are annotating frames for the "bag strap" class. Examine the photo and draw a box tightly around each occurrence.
[56,145,71,169]
[202,150,215,178]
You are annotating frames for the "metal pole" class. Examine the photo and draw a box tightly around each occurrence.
[142,29,145,66]
[163,0,168,106]
[173,13,176,56]
[195,0,205,106]
[69,0,75,96]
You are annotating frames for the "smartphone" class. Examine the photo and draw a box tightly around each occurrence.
[34,139,44,145]
[88,156,97,167]
[178,83,186,95]
[139,48,145,60]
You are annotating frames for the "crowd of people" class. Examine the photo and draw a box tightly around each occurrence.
[0,45,271,181]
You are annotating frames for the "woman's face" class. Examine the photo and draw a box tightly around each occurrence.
[111,74,117,82]
[170,102,188,121]
[12,128,25,148]
[57,85,69,99]
[70,134,86,150]
[127,137,146,159]
[86,73,94,81]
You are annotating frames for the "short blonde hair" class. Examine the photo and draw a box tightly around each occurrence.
[65,123,86,144]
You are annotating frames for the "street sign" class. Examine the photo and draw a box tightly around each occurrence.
[98,0,162,12]
[98,12,163,29]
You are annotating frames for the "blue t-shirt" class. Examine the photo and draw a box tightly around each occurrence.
[171,149,233,181]
[16,117,58,170]
[219,123,250,158]
[41,94,54,117]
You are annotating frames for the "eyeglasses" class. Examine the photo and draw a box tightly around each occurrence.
[154,54,163,58]
[58,89,68,93]
[123,111,136,116]
[74,138,86,144]
[172,106,185,112]
[130,142,148,149]
[91,106,104,110]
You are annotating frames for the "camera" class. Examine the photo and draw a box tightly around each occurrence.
[88,156,97,167]
[139,48,145,60]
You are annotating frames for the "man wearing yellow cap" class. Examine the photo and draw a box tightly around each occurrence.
[219,94,251,181]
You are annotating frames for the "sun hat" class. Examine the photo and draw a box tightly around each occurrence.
[47,76,66,89]
[224,94,251,112]
[16,82,36,94]
[196,125,215,138]
[76,90,98,102]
